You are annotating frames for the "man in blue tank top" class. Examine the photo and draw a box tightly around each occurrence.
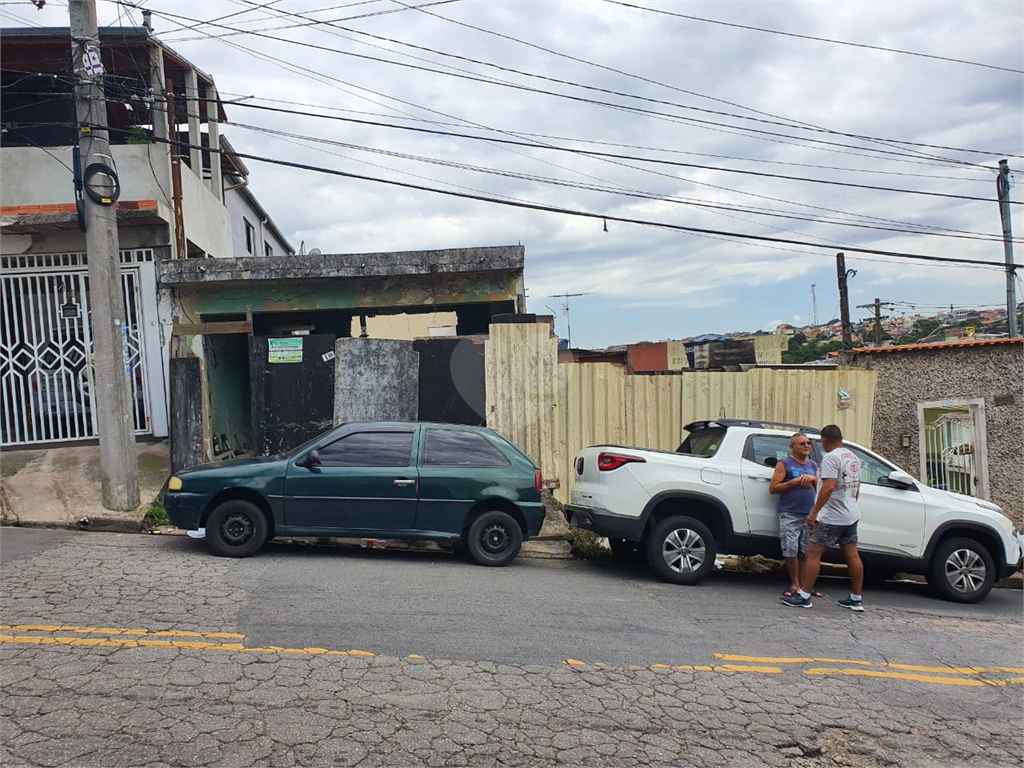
[769,432,819,598]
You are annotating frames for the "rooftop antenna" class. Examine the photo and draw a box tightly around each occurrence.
[548,291,592,349]
[811,283,818,326]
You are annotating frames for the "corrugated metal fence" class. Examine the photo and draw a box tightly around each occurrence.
[486,323,877,503]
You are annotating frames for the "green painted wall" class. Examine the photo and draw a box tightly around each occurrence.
[204,334,253,455]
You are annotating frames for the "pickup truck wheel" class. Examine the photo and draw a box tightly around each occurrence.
[206,500,268,558]
[927,537,995,603]
[467,510,522,567]
[646,516,717,585]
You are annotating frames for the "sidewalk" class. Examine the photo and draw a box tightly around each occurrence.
[1,441,169,532]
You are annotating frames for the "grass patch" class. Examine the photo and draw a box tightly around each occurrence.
[141,479,170,532]
[566,526,611,560]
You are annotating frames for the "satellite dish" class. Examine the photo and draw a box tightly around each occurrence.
[308,248,322,257]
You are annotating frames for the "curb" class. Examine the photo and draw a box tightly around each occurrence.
[1,517,143,534]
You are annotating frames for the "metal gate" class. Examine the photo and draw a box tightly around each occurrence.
[923,408,978,496]
[1,250,159,446]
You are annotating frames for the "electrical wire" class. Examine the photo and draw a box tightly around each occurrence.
[236,0,1020,162]
[601,0,1024,75]
[230,120,1012,243]
[94,125,1016,270]
[123,2,1014,169]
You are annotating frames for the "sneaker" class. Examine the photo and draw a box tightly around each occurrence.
[838,597,864,612]
[781,592,812,608]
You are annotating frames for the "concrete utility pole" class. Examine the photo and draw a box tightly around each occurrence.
[996,160,1019,337]
[70,0,140,510]
[836,253,854,349]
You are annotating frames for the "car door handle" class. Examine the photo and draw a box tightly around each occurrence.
[746,476,770,482]
[393,479,416,487]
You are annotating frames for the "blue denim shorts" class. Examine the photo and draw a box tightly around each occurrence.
[779,514,808,558]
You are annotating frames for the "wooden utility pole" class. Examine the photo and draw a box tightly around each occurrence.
[856,298,895,346]
[70,0,140,510]
[996,160,1019,337]
[836,253,853,349]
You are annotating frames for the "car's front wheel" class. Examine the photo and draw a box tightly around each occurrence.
[206,499,269,558]
[927,537,995,603]
[646,516,717,585]
[466,510,523,567]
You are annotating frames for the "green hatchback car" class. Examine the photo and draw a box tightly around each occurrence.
[165,422,546,566]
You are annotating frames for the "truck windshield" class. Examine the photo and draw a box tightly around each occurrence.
[676,428,724,458]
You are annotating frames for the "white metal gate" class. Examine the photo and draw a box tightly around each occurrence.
[923,408,978,496]
[1,250,158,446]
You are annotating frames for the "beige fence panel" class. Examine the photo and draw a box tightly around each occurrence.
[486,323,877,503]
[625,374,684,451]
[484,323,559,479]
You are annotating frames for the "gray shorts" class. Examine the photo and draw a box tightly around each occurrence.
[809,521,859,549]
[779,514,808,558]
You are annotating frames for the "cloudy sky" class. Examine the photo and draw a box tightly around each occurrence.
[9,0,1023,348]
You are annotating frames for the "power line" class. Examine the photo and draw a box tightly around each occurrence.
[230,119,1012,243]
[213,105,1007,205]
[99,125,1016,269]
[213,0,1016,161]
[125,3,1012,168]
[389,0,1005,168]
[602,0,1024,75]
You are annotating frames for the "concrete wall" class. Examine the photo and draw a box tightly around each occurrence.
[851,342,1023,524]
[178,160,232,258]
[334,338,419,424]
[1,145,170,207]
[225,186,292,258]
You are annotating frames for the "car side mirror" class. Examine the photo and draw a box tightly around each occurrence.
[297,449,321,469]
[886,470,916,490]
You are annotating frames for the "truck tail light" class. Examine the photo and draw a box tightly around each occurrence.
[598,452,646,471]
[535,469,543,493]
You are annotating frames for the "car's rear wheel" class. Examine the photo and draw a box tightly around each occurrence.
[927,537,995,603]
[206,499,269,558]
[646,516,717,585]
[466,510,522,567]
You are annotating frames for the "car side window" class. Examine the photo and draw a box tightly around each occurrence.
[422,430,510,467]
[318,432,414,467]
[847,446,895,487]
[745,435,792,469]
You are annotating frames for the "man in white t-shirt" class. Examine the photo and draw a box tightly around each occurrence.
[781,424,865,611]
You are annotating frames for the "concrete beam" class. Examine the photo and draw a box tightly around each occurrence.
[158,245,524,285]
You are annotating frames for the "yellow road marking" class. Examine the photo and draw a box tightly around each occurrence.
[409,654,424,659]
[803,667,1023,687]
[565,659,586,666]
[1,624,244,640]
[715,654,874,666]
[879,663,1024,675]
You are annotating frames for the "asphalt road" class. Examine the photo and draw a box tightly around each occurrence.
[1,528,1021,767]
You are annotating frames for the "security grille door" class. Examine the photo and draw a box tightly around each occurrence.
[1,251,155,446]
[923,408,979,497]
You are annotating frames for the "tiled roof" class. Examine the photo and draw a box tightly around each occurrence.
[853,338,1023,354]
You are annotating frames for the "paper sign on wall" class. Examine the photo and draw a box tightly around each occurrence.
[268,337,303,363]
[836,389,851,410]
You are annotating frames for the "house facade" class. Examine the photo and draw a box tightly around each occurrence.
[0,26,288,448]
[849,338,1023,525]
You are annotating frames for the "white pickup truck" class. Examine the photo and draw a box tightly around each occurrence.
[565,419,1022,603]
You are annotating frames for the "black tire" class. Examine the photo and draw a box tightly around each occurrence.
[466,510,523,567]
[205,499,269,558]
[645,516,717,585]
[927,537,995,603]
[608,538,642,564]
